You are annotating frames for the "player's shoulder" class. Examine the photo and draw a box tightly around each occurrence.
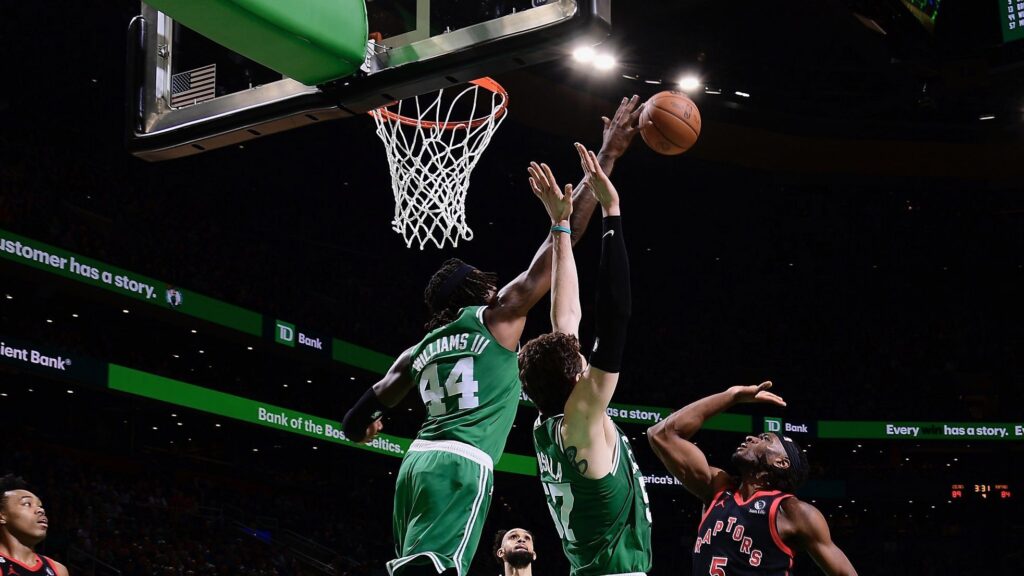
[776,495,828,539]
[42,557,70,576]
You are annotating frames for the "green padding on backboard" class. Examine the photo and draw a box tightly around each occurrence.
[147,0,368,85]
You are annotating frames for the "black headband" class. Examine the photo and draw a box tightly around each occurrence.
[773,432,807,476]
[431,262,476,310]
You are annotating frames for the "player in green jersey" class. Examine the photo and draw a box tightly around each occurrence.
[341,97,649,576]
[518,144,652,576]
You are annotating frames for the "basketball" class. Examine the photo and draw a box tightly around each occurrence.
[640,91,702,155]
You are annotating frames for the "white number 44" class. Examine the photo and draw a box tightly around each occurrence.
[420,357,480,416]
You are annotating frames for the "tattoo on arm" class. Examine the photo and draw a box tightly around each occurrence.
[564,445,589,475]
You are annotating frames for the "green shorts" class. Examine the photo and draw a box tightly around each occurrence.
[387,439,495,576]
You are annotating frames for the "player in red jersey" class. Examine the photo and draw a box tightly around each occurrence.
[648,383,857,576]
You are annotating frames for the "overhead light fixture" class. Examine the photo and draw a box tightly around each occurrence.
[572,46,596,63]
[705,87,722,95]
[644,79,662,85]
[678,75,702,93]
[72,313,79,318]
[122,309,130,314]
[593,54,616,71]
[979,115,995,121]
[735,91,751,98]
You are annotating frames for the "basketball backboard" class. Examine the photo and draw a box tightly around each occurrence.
[127,0,612,161]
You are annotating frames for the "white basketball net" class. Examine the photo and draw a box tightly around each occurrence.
[370,79,508,249]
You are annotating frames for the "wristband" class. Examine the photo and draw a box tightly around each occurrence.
[551,225,571,235]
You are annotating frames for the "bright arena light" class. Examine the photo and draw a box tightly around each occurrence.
[573,46,596,63]
[594,53,617,71]
[678,75,702,92]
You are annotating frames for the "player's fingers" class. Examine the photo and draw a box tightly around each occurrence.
[575,143,592,171]
[758,381,773,391]
[614,96,628,116]
[541,163,558,189]
[529,177,542,196]
[587,150,602,174]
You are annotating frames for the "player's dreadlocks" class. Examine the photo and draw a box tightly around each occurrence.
[424,258,499,331]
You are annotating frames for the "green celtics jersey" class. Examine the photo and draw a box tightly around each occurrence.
[534,415,653,576]
[408,306,520,462]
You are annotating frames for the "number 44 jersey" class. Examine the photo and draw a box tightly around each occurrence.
[408,306,520,463]
[533,415,653,576]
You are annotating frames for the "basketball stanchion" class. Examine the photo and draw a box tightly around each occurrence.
[369,78,509,249]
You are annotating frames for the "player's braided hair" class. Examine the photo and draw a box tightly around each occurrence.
[0,474,30,506]
[519,332,582,418]
[424,258,498,331]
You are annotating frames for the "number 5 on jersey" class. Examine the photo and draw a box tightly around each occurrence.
[419,357,480,416]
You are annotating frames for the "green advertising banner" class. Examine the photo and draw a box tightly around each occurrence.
[106,364,536,475]
[818,420,1024,441]
[0,229,261,336]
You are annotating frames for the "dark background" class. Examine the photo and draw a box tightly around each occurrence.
[3,0,1024,574]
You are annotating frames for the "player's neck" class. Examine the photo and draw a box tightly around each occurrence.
[737,478,770,499]
[0,533,39,566]
[504,563,533,576]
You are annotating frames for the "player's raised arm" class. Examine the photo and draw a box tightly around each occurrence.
[647,382,785,503]
[486,96,645,350]
[559,144,629,476]
[528,161,580,336]
[341,347,415,443]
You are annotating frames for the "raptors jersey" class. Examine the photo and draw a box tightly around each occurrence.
[0,554,59,576]
[692,487,795,576]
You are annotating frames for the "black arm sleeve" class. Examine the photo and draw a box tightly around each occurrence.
[588,216,631,373]
[342,387,388,440]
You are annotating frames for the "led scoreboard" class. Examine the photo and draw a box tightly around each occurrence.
[951,484,1013,500]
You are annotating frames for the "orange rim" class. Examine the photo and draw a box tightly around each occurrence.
[369,77,509,130]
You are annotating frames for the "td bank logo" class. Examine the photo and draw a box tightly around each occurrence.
[275,320,296,347]
[765,417,782,432]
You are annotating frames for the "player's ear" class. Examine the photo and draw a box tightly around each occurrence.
[773,456,791,470]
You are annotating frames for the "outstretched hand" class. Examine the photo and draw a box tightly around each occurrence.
[576,142,619,215]
[731,381,787,407]
[528,161,573,224]
[600,95,651,158]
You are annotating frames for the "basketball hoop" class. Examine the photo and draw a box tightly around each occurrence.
[369,77,509,249]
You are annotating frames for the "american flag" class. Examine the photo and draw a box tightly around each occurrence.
[169,64,216,108]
